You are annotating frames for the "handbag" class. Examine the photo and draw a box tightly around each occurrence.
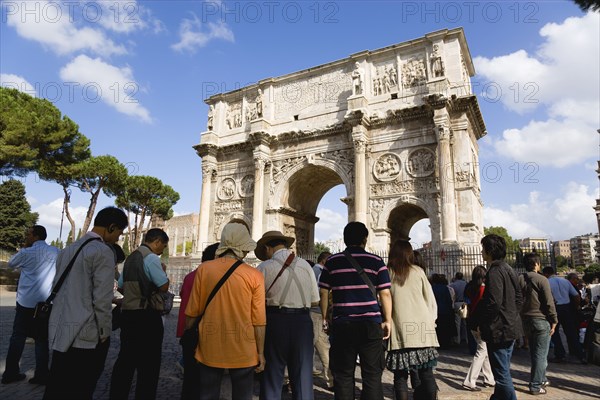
[32,237,100,340]
[180,259,243,400]
[149,291,175,315]
[457,303,468,319]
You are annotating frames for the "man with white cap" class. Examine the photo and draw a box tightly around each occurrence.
[185,222,266,400]
[256,231,319,400]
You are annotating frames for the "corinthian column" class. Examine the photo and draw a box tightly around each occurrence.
[353,135,368,224]
[197,163,215,252]
[435,123,458,243]
[252,156,267,239]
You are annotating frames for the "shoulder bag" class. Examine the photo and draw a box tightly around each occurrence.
[32,237,100,340]
[342,249,377,301]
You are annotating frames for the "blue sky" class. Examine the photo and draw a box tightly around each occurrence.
[1,1,599,248]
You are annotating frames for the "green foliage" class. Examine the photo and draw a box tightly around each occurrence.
[555,255,569,270]
[77,155,129,233]
[570,0,600,12]
[50,238,64,249]
[314,242,331,255]
[0,179,38,251]
[122,235,130,256]
[115,175,180,246]
[66,229,74,246]
[176,241,193,256]
[484,226,520,249]
[585,263,600,274]
[1,87,91,177]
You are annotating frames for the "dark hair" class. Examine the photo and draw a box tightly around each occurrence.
[94,207,128,229]
[110,243,126,264]
[470,265,487,287]
[523,253,541,272]
[144,228,169,244]
[31,225,47,241]
[431,273,448,285]
[306,259,315,267]
[566,272,579,281]
[388,240,414,286]
[454,272,464,280]
[481,234,506,261]
[266,239,288,248]
[202,242,220,262]
[413,250,426,270]
[317,251,331,264]
[343,222,368,246]
[542,266,555,276]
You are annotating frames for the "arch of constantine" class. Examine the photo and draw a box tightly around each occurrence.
[194,28,487,257]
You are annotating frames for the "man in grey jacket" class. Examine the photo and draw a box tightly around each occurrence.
[43,207,127,400]
[519,253,557,395]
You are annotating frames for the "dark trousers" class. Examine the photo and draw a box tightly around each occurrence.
[552,304,582,359]
[43,339,110,400]
[110,309,164,400]
[180,341,201,400]
[393,368,437,400]
[197,362,255,400]
[260,310,314,400]
[329,321,385,400]
[3,302,49,379]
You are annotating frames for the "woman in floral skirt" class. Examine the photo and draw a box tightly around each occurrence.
[386,240,439,400]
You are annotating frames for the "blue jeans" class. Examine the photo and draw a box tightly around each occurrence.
[3,303,49,379]
[487,340,517,400]
[197,362,255,400]
[523,318,551,391]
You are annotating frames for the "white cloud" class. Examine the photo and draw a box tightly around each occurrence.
[494,117,597,167]
[5,0,126,57]
[33,198,88,240]
[475,13,600,168]
[171,15,234,53]
[314,208,345,243]
[92,1,165,34]
[409,219,432,248]
[0,74,37,97]
[59,55,152,123]
[484,182,598,240]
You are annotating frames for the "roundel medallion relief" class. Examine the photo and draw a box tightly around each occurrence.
[239,175,255,197]
[407,148,435,178]
[217,178,236,200]
[373,153,401,182]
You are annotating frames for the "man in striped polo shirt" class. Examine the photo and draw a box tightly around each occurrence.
[318,222,392,400]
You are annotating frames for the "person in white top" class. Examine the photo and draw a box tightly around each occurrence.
[256,230,319,400]
[3,225,58,385]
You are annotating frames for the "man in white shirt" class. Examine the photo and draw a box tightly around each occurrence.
[2,226,58,385]
[256,231,319,400]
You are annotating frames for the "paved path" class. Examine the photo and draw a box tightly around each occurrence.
[1,287,598,399]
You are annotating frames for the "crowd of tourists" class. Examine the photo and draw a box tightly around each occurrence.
[2,206,600,400]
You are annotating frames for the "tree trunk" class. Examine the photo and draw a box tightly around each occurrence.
[81,187,101,234]
[132,210,140,248]
[136,208,147,247]
[125,209,133,251]
[62,186,76,243]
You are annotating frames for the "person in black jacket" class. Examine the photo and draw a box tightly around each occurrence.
[474,234,523,400]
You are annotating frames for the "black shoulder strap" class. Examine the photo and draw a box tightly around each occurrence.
[522,272,539,293]
[193,259,243,327]
[46,237,101,303]
[343,249,377,300]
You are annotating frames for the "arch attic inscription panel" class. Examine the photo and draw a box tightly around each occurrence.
[194,28,487,256]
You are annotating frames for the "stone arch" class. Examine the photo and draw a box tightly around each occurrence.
[213,212,252,241]
[270,156,353,213]
[377,195,441,247]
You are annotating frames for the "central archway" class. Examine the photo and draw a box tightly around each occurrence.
[388,203,429,245]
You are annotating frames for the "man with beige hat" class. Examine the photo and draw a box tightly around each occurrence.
[256,231,319,400]
[185,222,266,400]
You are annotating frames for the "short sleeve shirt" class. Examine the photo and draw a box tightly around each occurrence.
[319,246,391,324]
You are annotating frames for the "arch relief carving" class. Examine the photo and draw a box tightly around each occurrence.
[239,175,255,197]
[268,151,354,209]
[217,178,236,200]
[373,153,401,182]
[407,148,435,178]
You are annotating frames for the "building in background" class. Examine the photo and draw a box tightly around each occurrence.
[570,234,599,267]
[552,240,571,259]
[162,214,199,257]
[519,237,548,252]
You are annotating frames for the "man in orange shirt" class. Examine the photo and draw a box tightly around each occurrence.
[185,222,266,400]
